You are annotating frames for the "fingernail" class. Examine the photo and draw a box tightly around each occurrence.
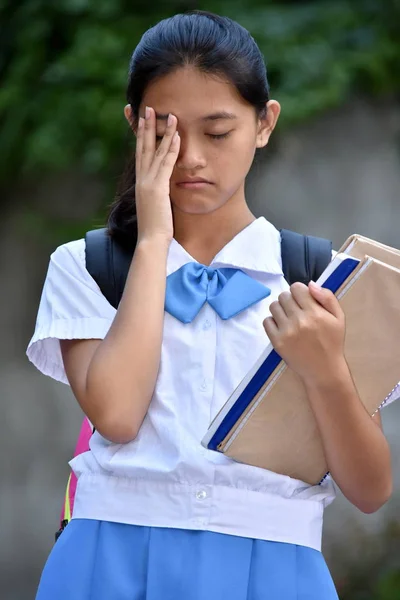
[309,280,321,289]
[138,117,144,129]
[167,113,174,126]
[145,106,150,119]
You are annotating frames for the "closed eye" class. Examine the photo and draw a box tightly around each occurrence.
[208,132,231,140]
[155,131,232,141]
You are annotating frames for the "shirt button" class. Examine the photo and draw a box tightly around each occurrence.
[196,490,207,500]
[200,380,207,392]
[202,320,211,331]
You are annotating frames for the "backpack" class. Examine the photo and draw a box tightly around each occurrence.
[55,224,332,540]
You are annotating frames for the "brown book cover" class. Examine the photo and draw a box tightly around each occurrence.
[339,234,400,267]
[207,236,400,485]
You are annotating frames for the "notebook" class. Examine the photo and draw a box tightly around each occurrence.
[202,235,400,485]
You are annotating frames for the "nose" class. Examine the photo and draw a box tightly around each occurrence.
[175,135,207,171]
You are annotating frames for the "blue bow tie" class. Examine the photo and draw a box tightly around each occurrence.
[165,262,271,323]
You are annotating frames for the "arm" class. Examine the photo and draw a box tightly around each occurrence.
[61,237,170,444]
[303,362,392,513]
[61,107,181,444]
[264,281,392,513]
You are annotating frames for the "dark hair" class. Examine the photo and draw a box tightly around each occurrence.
[108,10,270,247]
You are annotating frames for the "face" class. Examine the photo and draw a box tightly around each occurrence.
[126,66,280,216]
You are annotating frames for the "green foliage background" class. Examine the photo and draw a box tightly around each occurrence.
[1,0,399,183]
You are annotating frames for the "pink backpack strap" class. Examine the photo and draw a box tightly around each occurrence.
[57,417,92,538]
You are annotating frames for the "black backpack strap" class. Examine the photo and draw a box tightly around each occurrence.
[85,228,135,309]
[85,225,332,307]
[280,229,332,285]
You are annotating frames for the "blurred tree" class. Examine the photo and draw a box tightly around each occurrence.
[0,0,399,180]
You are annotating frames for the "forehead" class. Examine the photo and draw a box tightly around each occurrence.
[141,66,253,123]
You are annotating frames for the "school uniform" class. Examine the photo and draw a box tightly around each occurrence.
[27,217,400,599]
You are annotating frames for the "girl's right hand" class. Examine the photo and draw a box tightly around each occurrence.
[135,105,180,244]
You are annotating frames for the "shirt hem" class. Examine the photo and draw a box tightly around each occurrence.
[72,473,325,552]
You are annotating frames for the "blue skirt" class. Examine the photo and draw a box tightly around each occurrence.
[36,519,339,600]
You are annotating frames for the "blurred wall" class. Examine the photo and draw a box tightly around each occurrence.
[1,96,400,599]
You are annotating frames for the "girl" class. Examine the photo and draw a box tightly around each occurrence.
[27,10,394,600]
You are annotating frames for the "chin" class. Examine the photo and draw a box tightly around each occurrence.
[171,195,224,216]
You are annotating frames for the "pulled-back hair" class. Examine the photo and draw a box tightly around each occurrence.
[108,10,270,247]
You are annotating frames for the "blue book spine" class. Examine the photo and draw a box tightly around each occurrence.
[207,257,360,451]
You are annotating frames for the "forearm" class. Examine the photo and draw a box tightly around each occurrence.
[85,236,170,441]
[303,359,393,513]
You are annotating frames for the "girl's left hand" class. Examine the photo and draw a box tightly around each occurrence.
[263,281,346,386]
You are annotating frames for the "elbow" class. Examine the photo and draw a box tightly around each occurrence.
[357,480,393,514]
[83,381,145,444]
[94,413,140,445]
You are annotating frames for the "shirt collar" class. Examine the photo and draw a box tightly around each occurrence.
[167,217,283,276]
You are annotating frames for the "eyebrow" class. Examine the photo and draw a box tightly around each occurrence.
[155,111,238,122]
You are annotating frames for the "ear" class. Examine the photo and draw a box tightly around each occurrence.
[124,104,136,134]
[256,100,281,149]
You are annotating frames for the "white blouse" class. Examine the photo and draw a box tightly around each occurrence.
[26,217,399,551]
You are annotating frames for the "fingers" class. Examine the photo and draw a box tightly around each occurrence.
[271,285,308,324]
[277,291,299,318]
[263,316,279,344]
[269,300,287,328]
[149,113,179,177]
[135,107,180,180]
[135,117,144,174]
[289,282,313,310]
[157,130,180,177]
[141,106,156,173]
[308,281,343,319]
[268,283,324,330]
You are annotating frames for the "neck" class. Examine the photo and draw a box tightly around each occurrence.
[172,196,256,266]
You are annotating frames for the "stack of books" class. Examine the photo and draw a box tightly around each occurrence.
[202,235,400,485]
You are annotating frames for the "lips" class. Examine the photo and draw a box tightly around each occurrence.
[176,177,212,184]
[176,180,213,189]
[175,176,213,190]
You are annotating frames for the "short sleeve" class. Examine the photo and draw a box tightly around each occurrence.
[26,238,117,384]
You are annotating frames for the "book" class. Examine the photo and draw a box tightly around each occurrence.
[201,235,400,485]
[338,234,400,268]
